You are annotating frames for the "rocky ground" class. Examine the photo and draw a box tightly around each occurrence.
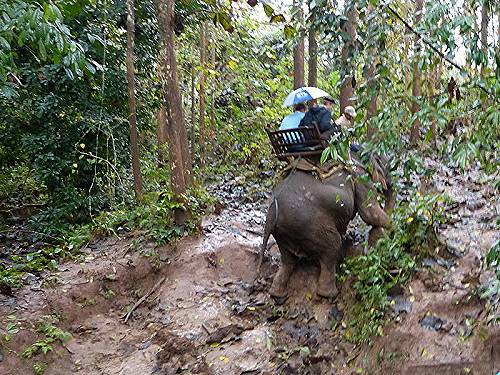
[0,160,498,375]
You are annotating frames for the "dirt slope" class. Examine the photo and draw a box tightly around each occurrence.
[0,162,498,375]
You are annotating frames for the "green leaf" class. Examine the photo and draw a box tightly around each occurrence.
[85,61,96,74]
[38,39,47,61]
[284,24,295,39]
[216,12,234,33]
[270,14,286,23]
[263,3,274,17]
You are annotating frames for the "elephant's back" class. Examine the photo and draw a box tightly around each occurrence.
[272,171,354,229]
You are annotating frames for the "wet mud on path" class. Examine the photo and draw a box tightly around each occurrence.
[0,162,499,374]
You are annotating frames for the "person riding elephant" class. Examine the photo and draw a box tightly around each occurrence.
[299,97,339,140]
[256,153,394,299]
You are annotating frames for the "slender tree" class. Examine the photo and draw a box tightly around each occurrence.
[308,1,317,87]
[199,22,207,169]
[156,65,168,166]
[480,0,489,77]
[409,0,423,145]
[339,4,357,113]
[156,106,168,166]
[365,63,377,140]
[125,0,143,201]
[293,0,305,89]
[365,4,377,140]
[190,43,196,158]
[155,0,193,225]
[210,34,217,133]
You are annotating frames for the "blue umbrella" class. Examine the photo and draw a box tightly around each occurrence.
[282,86,331,108]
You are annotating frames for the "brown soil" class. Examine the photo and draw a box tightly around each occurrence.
[0,160,498,375]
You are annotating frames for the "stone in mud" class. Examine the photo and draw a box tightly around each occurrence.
[419,315,446,331]
[205,323,245,344]
[389,296,412,314]
[329,306,344,322]
[467,200,485,211]
[446,241,466,257]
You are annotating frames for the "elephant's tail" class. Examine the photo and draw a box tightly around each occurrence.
[256,198,278,279]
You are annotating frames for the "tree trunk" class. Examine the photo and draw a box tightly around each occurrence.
[366,63,378,140]
[308,2,317,87]
[156,106,168,166]
[293,0,305,89]
[155,0,192,225]
[190,43,196,159]
[125,0,143,201]
[409,0,423,146]
[427,70,437,148]
[339,5,357,113]
[156,65,168,166]
[308,29,317,86]
[431,63,442,146]
[365,4,377,140]
[199,22,207,169]
[480,2,489,77]
[210,33,217,142]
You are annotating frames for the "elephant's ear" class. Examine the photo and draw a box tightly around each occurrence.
[370,155,388,191]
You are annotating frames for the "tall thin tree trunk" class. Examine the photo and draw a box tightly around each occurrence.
[293,0,305,89]
[156,65,167,166]
[366,64,378,140]
[199,22,207,169]
[210,34,217,137]
[308,29,317,86]
[431,62,442,145]
[308,2,317,87]
[366,4,377,140]
[427,70,437,148]
[126,0,143,201]
[409,0,423,146]
[480,2,489,77]
[190,43,196,159]
[339,5,357,113]
[156,106,167,166]
[155,0,192,225]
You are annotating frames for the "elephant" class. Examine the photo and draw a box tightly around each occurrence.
[257,154,395,299]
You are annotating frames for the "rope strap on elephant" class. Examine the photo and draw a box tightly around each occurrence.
[280,157,346,181]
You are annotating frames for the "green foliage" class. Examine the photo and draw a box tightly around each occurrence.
[481,241,500,321]
[0,1,92,86]
[22,315,71,359]
[0,245,69,288]
[33,363,47,375]
[340,192,450,344]
[0,0,133,234]
[320,133,351,165]
[91,186,214,245]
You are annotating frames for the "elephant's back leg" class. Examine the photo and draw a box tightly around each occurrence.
[307,224,343,298]
[269,234,298,298]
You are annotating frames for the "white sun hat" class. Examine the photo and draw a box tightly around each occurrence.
[344,106,356,117]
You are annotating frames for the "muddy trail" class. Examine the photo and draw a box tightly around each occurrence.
[0,161,499,375]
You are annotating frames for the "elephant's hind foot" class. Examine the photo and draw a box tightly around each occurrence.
[316,282,338,299]
[317,262,339,298]
[269,281,288,299]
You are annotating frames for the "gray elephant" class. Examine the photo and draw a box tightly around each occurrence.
[258,155,394,299]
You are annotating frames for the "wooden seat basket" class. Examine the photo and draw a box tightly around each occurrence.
[266,124,328,159]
